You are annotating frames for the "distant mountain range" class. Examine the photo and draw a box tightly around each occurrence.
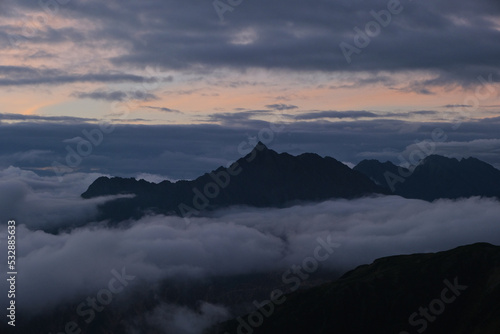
[210,242,500,334]
[354,155,500,201]
[82,143,500,222]
[82,142,385,222]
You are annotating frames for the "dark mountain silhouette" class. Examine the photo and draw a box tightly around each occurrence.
[210,242,500,334]
[354,159,409,187]
[354,155,500,201]
[6,244,499,333]
[82,142,386,222]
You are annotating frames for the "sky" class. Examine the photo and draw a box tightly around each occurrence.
[1,0,500,179]
[1,0,499,123]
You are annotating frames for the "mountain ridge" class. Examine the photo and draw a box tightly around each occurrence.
[82,142,385,222]
[210,242,500,334]
[354,154,500,201]
[82,145,500,223]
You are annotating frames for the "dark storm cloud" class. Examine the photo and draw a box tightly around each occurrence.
[3,0,499,87]
[72,90,159,102]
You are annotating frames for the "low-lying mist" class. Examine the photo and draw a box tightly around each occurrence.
[1,168,500,333]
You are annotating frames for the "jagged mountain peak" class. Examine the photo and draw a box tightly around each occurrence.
[82,145,383,222]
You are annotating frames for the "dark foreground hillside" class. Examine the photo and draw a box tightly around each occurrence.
[209,242,500,334]
[2,243,499,333]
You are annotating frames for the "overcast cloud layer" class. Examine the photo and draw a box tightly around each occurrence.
[1,118,500,180]
[2,0,500,82]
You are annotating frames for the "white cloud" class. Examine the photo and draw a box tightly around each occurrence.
[135,172,178,183]
[0,166,123,229]
[403,138,500,164]
[138,302,230,334]
[1,191,499,315]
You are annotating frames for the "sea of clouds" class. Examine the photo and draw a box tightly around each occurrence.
[1,167,499,333]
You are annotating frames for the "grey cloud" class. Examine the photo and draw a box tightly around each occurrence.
[0,166,121,230]
[0,73,157,86]
[0,113,97,122]
[443,104,473,108]
[144,106,182,113]
[399,82,436,95]
[73,90,127,102]
[206,110,274,125]
[294,110,379,120]
[137,302,230,334]
[109,117,153,123]
[3,150,52,164]
[73,90,159,102]
[266,104,298,111]
[26,50,54,59]
[403,138,500,164]
[107,0,500,86]
[2,181,500,315]
[0,65,48,77]
[2,0,499,87]
[410,110,439,115]
[0,64,157,86]
[386,110,440,118]
[1,118,500,180]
